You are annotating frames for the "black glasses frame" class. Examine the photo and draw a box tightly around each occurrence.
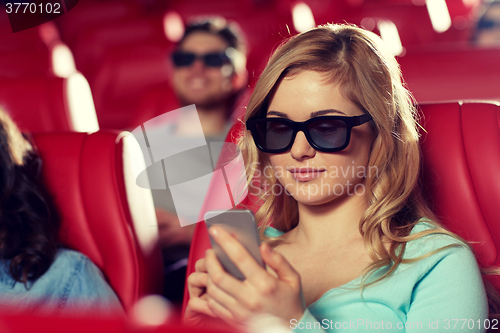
[246,114,373,153]
[171,50,231,68]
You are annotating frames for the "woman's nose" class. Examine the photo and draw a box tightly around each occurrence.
[290,131,316,160]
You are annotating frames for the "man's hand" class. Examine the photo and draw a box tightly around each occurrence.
[156,208,194,247]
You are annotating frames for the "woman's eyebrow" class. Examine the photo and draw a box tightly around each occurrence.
[267,109,347,118]
[266,111,288,118]
[311,109,346,117]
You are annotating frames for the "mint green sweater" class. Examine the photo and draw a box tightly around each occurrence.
[264,222,488,332]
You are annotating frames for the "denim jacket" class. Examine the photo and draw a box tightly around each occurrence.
[0,248,123,315]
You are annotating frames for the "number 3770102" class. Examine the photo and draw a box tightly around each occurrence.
[5,2,61,14]
[443,319,498,330]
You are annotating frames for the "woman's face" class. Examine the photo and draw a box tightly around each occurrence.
[266,70,374,206]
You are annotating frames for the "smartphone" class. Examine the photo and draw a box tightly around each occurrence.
[204,209,264,280]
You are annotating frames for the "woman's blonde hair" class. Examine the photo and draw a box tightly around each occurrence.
[238,23,458,280]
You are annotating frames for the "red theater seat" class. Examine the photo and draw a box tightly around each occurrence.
[91,43,172,130]
[56,0,139,46]
[0,311,239,333]
[418,101,500,289]
[399,47,500,102]
[182,101,500,314]
[0,51,53,78]
[0,42,76,79]
[72,18,166,82]
[0,25,47,52]
[131,82,180,130]
[0,74,99,133]
[32,130,163,312]
[0,23,75,79]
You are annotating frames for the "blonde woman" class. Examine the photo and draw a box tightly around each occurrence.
[185,24,489,331]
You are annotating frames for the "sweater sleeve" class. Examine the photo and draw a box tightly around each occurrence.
[291,244,488,333]
[405,245,488,332]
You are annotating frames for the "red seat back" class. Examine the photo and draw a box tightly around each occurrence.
[72,18,166,80]
[91,42,172,130]
[0,74,99,133]
[32,130,163,312]
[419,101,500,289]
[0,22,76,79]
[399,47,500,102]
[182,101,500,314]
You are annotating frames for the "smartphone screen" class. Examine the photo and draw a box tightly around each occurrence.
[204,210,264,280]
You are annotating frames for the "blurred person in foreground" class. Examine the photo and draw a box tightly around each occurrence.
[151,17,248,305]
[0,108,122,315]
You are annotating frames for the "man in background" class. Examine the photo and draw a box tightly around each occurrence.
[473,0,500,46]
[152,17,247,305]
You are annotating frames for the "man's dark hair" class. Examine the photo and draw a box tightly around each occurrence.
[472,0,500,42]
[179,17,247,56]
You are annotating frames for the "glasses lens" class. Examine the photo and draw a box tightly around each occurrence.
[254,120,294,151]
[172,52,195,67]
[203,53,228,67]
[307,119,347,150]
[478,19,495,30]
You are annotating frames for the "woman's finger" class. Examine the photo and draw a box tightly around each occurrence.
[185,296,217,318]
[207,296,239,324]
[195,258,207,272]
[206,274,240,309]
[187,272,208,298]
[206,249,272,314]
[205,249,250,299]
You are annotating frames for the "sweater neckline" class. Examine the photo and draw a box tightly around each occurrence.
[263,220,436,309]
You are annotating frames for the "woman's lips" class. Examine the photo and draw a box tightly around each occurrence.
[288,168,326,182]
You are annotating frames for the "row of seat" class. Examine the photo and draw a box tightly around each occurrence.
[1,0,490,132]
[0,19,76,78]
[0,19,97,133]
[2,42,499,134]
[399,45,500,102]
[0,74,98,133]
[50,0,480,129]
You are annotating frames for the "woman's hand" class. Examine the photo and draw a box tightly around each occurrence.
[184,258,217,326]
[204,226,305,327]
